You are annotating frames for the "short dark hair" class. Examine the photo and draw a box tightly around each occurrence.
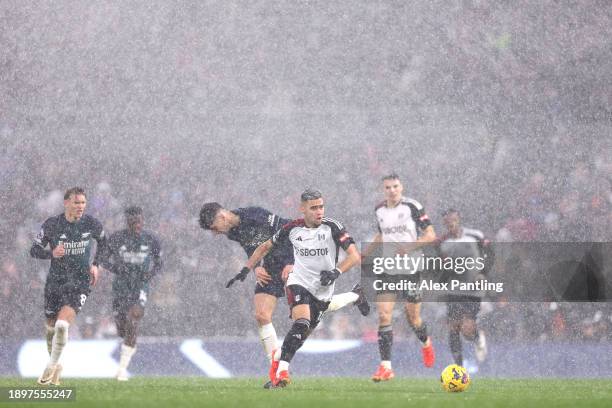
[64,187,86,200]
[442,208,460,217]
[382,173,400,181]
[301,188,322,202]
[199,202,223,229]
[125,206,143,217]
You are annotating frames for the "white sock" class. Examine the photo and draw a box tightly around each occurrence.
[381,360,392,370]
[119,344,137,370]
[258,323,278,363]
[277,360,289,375]
[45,325,55,356]
[327,292,359,312]
[49,320,69,367]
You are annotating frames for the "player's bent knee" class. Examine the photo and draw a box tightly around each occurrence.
[130,307,145,320]
[461,320,476,336]
[57,306,77,324]
[254,301,274,324]
[377,309,393,325]
[405,309,422,327]
[254,311,272,325]
[448,320,462,331]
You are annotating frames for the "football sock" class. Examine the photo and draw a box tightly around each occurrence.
[279,318,310,363]
[258,323,278,363]
[449,330,463,366]
[49,320,69,367]
[124,318,139,347]
[277,360,290,375]
[45,324,55,356]
[118,344,137,371]
[381,360,392,370]
[412,322,429,344]
[378,325,393,361]
[327,292,359,312]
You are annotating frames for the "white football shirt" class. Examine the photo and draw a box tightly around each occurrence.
[272,217,354,301]
[374,196,432,274]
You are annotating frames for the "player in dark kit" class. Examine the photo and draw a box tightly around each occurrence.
[243,189,362,388]
[30,187,107,386]
[438,209,489,366]
[199,203,295,368]
[103,206,162,381]
[199,202,369,385]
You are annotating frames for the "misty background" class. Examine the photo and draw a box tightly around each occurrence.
[0,1,610,343]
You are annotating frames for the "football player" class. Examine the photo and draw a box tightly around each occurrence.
[30,187,107,385]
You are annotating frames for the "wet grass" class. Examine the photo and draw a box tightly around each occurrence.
[1,377,612,408]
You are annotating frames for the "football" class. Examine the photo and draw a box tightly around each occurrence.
[440,364,471,392]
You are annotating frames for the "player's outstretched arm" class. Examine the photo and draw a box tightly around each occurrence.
[396,225,437,255]
[417,225,436,244]
[361,233,382,260]
[337,243,361,273]
[226,239,274,288]
[245,239,273,270]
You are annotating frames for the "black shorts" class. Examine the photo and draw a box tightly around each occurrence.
[446,295,481,321]
[254,265,285,298]
[285,285,331,330]
[44,278,90,319]
[375,273,423,303]
[112,289,148,317]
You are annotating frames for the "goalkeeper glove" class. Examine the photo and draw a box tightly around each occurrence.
[320,268,341,286]
[226,267,250,288]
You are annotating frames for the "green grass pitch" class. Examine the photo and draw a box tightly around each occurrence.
[1,377,612,408]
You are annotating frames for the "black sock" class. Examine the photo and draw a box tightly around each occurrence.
[412,322,429,344]
[378,325,393,361]
[280,318,310,363]
[449,330,463,366]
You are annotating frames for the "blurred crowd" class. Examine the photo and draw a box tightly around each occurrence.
[0,0,610,342]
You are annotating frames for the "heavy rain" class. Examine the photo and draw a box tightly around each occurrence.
[0,0,610,393]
